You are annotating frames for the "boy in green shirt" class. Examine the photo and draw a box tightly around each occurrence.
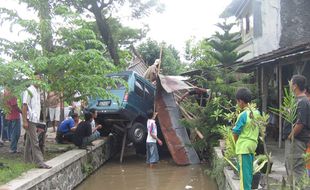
[232,88,260,190]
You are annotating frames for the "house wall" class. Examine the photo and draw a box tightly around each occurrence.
[236,0,281,61]
[280,0,310,47]
[252,0,281,57]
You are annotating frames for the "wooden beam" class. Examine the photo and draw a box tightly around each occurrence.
[261,67,268,113]
[278,65,283,148]
[120,128,128,163]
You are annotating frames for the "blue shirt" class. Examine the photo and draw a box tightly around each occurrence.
[58,118,75,133]
[232,111,247,135]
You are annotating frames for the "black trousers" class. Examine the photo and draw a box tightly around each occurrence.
[56,131,74,143]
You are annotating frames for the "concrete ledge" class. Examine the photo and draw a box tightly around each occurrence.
[213,147,239,190]
[213,146,286,190]
[0,138,110,190]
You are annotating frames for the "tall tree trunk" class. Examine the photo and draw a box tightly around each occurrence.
[37,0,58,123]
[92,5,120,66]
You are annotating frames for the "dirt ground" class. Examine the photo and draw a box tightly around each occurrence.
[0,127,75,162]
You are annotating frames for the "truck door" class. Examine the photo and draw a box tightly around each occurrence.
[144,85,155,113]
[132,78,145,114]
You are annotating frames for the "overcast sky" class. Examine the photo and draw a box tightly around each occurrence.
[0,0,232,57]
[123,0,232,52]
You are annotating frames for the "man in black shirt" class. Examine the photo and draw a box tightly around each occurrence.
[284,75,310,180]
[73,111,100,148]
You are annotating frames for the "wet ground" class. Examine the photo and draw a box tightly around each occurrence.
[75,155,218,190]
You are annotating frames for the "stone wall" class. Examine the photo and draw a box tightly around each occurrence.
[0,138,110,190]
[280,0,310,47]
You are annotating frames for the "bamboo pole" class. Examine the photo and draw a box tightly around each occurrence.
[154,45,163,112]
[157,45,163,75]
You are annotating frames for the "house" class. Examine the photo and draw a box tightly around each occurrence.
[221,0,310,61]
[221,0,310,147]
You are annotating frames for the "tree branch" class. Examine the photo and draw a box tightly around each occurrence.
[101,0,113,9]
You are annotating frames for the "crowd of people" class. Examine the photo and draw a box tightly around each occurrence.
[0,74,102,169]
[56,109,102,148]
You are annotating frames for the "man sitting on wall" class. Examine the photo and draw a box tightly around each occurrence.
[56,113,79,144]
[73,111,101,148]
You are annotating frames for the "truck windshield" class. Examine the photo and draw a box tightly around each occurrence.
[106,75,128,89]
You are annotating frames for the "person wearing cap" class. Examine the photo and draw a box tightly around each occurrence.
[144,59,160,83]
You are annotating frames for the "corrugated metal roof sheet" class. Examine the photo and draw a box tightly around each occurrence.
[158,75,192,93]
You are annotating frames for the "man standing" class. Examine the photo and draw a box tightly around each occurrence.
[285,75,310,181]
[22,75,51,169]
[144,59,160,83]
[47,91,60,132]
[4,89,21,153]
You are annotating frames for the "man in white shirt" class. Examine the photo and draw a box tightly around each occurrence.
[22,74,51,169]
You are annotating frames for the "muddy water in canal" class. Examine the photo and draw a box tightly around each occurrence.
[75,155,218,190]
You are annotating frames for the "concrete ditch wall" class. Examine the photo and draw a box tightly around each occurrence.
[0,138,111,190]
[212,147,238,190]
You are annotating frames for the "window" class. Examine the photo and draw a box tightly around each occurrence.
[106,75,129,90]
[145,85,154,100]
[243,14,253,34]
[134,79,144,97]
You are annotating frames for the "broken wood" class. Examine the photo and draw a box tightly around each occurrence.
[176,101,204,139]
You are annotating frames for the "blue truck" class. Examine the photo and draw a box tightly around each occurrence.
[88,71,155,144]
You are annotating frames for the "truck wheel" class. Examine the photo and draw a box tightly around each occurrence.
[128,122,146,144]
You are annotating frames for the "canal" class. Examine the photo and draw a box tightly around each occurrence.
[75,155,218,190]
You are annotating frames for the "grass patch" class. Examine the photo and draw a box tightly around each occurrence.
[0,142,74,185]
[0,156,35,185]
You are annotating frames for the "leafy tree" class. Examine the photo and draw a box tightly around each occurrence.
[108,17,148,49]
[137,39,161,66]
[161,44,184,75]
[183,23,254,101]
[61,0,164,66]
[209,21,248,66]
[0,0,118,113]
[185,38,218,70]
[137,39,184,75]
